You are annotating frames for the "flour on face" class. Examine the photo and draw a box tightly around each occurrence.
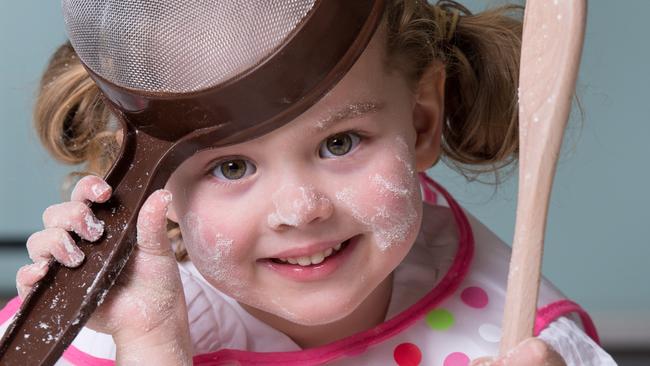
[335,139,420,251]
[182,212,237,284]
[267,184,332,228]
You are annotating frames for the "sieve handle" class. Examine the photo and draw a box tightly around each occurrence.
[0,126,176,365]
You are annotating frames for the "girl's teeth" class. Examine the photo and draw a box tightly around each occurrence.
[278,240,347,266]
[297,257,311,266]
[310,252,325,265]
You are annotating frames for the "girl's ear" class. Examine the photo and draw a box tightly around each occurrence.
[412,61,445,172]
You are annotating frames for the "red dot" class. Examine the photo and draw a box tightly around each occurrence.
[443,352,470,366]
[393,342,422,366]
[461,286,489,309]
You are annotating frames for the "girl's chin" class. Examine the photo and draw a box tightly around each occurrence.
[270,304,358,327]
[245,292,364,327]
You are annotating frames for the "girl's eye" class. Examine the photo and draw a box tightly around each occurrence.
[319,132,361,158]
[211,159,256,181]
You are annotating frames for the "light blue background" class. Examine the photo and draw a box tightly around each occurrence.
[1,1,648,345]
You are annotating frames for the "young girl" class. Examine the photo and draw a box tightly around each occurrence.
[1,1,616,365]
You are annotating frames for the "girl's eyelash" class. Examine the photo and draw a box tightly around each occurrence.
[319,129,367,155]
[325,128,369,144]
[204,156,255,184]
[334,128,367,139]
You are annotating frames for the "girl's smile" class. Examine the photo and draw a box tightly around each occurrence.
[259,234,360,282]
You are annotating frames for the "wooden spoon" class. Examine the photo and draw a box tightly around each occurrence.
[500,0,587,354]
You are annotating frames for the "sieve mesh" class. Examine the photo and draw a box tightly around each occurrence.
[62,0,317,93]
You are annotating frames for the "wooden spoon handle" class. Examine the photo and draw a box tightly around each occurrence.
[500,0,587,354]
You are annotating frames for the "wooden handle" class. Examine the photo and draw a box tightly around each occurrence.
[500,0,587,354]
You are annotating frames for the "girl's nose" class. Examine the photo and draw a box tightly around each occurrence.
[267,184,333,230]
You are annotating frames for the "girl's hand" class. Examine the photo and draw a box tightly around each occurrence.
[16,175,192,365]
[470,338,566,366]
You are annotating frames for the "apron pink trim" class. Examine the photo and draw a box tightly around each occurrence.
[62,346,115,366]
[533,299,601,345]
[193,174,475,365]
[418,174,438,205]
[0,297,20,324]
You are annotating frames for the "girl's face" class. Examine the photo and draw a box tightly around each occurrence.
[165,31,438,326]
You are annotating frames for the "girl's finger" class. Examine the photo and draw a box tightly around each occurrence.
[70,175,112,203]
[16,261,49,300]
[42,201,104,241]
[136,190,173,255]
[26,228,85,267]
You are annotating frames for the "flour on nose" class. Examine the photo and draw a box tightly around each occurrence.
[268,184,331,227]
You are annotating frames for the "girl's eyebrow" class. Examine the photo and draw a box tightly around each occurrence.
[313,101,385,132]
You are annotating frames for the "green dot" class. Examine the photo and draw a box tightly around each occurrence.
[426,308,454,330]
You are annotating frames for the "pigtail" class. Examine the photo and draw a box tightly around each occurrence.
[442,2,522,178]
[34,42,119,178]
[385,0,523,181]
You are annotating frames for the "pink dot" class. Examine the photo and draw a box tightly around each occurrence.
[461,286,489,309]
[393,343,422,366]
[443,352,470,366]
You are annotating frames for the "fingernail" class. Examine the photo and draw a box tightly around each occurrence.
[91,182,111,200]
[160,190,173,204]
[61,235,85,266]
[84,213,105,240]
[32,261,49,274]
[68,253,85,266]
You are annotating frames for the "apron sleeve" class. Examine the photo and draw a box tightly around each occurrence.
[538,316,617,366]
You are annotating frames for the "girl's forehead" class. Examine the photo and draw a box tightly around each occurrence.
[295,32,395,131]
[237,98,386,149]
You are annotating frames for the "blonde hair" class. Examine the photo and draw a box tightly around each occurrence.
[33,0,523,260]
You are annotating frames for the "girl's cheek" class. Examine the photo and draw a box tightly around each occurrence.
[180,212,241,286]
[336,137,421,251]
